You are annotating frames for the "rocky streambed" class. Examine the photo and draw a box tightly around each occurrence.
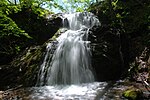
[1,80,149,100]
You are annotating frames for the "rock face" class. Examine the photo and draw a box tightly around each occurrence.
[90,25,130,81]
[0,65,20,90]
[0,46,44,90]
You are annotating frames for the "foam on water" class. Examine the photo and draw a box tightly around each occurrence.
[31,82,107,100]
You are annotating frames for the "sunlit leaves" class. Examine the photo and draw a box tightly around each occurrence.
[0,13,31,38]
[64,0,94,12]
[76,7,84,12]
[0,12,31,54]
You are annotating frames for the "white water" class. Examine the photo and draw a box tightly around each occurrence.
[36,12,100,86]
[30,82,107,100]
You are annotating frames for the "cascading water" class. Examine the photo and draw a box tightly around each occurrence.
[36,12,100,86]
[2,12,127,100]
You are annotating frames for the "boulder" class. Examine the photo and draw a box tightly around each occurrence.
[90,25,130,81]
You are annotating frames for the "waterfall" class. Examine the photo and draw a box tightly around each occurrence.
[36,12,100,86]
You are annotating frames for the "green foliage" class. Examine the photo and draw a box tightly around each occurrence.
[0,0,63,65]
[0,0,8,6]
[69,0,93,12]
[19,0,52,16]
[0,0,21,15]
[113,0,150,32]
[123,90,137,100]
[0,13,30,38]
[0,12,31,55]
[49,0,95,12]
[89,0,150,45]
[0,1,33,64]
[0,0,52,16]
[31,5,51,17]
[0,0,55,60]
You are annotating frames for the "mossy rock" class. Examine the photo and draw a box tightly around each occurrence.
[123,87,142,100]
[10,28,63,87]
[9,45,45,87]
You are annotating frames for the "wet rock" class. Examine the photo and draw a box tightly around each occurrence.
[0,65,21,90]
[0,46,45,90]
[90,25,130,81]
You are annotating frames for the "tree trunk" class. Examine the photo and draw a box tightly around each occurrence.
[14,0,17,5]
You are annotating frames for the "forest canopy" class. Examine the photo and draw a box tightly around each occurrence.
[3,0,97,13]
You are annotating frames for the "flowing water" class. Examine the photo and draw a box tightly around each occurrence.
[28,82,108,100]
[36,12,100,86]
[31,12,116,100]
[2,12,128,100]
[2,81,129,100]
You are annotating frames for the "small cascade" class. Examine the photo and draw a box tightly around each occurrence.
[36,12,100,86]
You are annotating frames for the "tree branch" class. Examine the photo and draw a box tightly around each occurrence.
[7,0,12,4]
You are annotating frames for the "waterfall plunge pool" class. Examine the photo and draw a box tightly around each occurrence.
[2,82,110,100]
[30,82,107,100]
[2,81,129,100]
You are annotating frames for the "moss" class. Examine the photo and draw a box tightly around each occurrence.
[123,88,142,100]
